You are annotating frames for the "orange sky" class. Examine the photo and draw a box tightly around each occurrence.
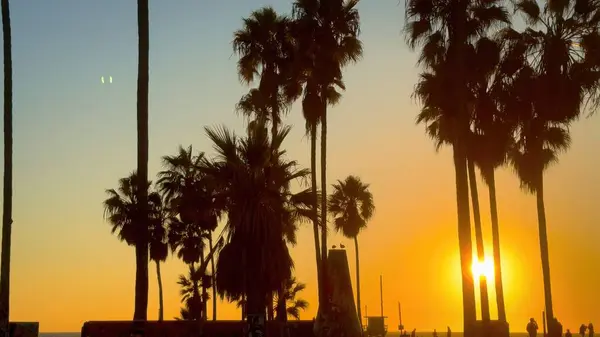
[2,0,600,333]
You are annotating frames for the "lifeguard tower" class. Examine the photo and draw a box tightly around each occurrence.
[364,275,387,337]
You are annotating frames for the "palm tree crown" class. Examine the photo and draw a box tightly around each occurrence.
[329,176,374,238]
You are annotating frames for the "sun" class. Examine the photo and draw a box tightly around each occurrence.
[472,257,494,279]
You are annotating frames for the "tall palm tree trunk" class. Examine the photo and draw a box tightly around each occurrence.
[354,237,362,328]
[0,0,12,334]
[134,0,150,321]
[276,284,287,322]
[276,284,289,337]
[241,294,246,320]
[454,141,476,337]
[209,235,217,321]
[200,255,208,321]
[451,4,476,336]
[155,260,164,321]
[320,103,329,309]
[486,170,506,322]
[246,285,267,337]
[536,175,555,334]
[467,160,490,321]
[310,123,322,300]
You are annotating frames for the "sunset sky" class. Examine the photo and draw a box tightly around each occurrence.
[1,0,599,333]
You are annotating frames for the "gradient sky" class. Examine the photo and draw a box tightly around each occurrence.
[0,0,599,333]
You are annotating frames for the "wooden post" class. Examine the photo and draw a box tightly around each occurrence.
[543,311,547,337]
[380,275,383,317]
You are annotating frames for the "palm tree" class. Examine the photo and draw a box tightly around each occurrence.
[413,49,494,324]
[176,265,204,321]
[405,0,509,333]
[281,70,323,305]
[328,176,374,327]
[134,0,150,321]
[290,0,363,315]
[157,146,221,321]
[103,172,164,321]
[274,277,309,321]
[204,123,308,337]
[233,6,291,140]
[511,116,570,336]
[468,37,514,322]
[499,2,600,334]
[148,192,169,321]
[0,0,13,334]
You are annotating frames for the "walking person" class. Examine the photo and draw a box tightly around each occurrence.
[580,324,587,337]
[528,318,539,337]
[588,323,594,337]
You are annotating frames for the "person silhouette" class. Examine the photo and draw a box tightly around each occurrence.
[527,318,539,337]
[566,329,573,337]
[447,326,451,337]
[433,329,438,337]
[580,324,588,337]
[411,328,416,337]
[588,323,594,337]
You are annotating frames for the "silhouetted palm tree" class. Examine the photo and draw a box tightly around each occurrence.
[499,2,600,333]
[328,175,374,327]
[204,123,308,336]
[290,0,363,316]
[467,37,514,322]
[413,49,494,323]
[233,7,291,140]
[103,172,164,321]
[274,277,309,321]
[148,193,168,321]
[134,0,150,320]
[405,0,508,333]
[157,146,221,320]
[464,37,511,323]
[281,67,324,308]
[0,0,13,333]
[176,265,204,321]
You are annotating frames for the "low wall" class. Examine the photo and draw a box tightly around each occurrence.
[81,320,314,337]
[10,322,39,337]
[472,320,510,337]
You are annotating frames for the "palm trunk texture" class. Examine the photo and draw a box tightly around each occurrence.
[209,236,217,321]
[134,0,150,321]
[451,4,476,336]
[536,175,556,336]
[453,140,476,337]
[0,0,12,334]
[354,237,362,328]
[310,123,322,302]
[467,159,491,321]
[487,170,507,322]
[320,104,329,310]
[155,261,164,321]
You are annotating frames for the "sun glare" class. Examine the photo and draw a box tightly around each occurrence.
[472,257,494,279]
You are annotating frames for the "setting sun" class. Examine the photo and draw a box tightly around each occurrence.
[472,257,494,279]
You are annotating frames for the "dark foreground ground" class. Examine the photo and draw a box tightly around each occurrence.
[81,320,314,337]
